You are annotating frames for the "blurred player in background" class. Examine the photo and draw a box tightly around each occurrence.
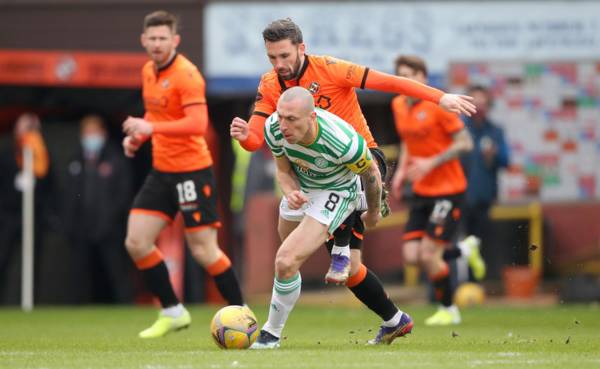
[252,87,413,349]
[122,10,243,338]
[390,55,479,326]
[230,18,475,333]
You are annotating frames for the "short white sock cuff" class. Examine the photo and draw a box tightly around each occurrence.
[161,303,184,318]
[382,309,403,327]
[274,273,302,295]
[458,241,471,257]
[332,245,351,257]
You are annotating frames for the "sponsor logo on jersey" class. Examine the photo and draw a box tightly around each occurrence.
[346,65,356,80]
[294,159,317,177]
[161,79,170,88]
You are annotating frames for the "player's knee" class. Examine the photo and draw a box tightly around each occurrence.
[124,234,150,259]
[419,239,442,267]
[274,253,298,279]
[404,253,419,266]
[418,248,433,263]
[419,252,440,274]
[189,240,219,265]
[189,243,210,263]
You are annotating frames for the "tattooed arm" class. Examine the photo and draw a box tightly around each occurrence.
[359,162,382,228]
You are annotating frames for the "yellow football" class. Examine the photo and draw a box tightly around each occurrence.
[454,282,486,308]
[210,305,259,349]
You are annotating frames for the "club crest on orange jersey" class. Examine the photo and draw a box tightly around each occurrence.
[308,81,320,95]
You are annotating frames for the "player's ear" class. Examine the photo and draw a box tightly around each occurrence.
[173,34,181,48]
[140,33,146,48]
[298,42,306,55]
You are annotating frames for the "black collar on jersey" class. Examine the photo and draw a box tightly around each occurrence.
[277,54,311,92]
[156,53,178,74]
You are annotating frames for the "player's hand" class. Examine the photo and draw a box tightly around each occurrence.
[286,190,308,210]
[123,135,142,158]
[230,117,250,141]
[390,170,406,200]
[123,116,153,137]
[406,157,436,182]
[361,210,382,228]
[439,94,476,116]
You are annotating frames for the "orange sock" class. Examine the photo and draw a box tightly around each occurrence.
[135,248,163,270]
[206,254,232,276]
[429,262,450,281]
[430,262,452,306]
[346,264,367,288]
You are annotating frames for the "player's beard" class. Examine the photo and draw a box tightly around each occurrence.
[279,53,303,81]
[151,48,175,68]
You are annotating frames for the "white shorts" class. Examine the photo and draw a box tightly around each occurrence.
[279,189,360,235]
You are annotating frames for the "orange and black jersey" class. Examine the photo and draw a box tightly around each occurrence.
[392,96,467,197]
[241,54,445,152]
[253,54,376,147]
[142,54,211,173]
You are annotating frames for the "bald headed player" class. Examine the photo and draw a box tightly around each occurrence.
[251,87,413,349]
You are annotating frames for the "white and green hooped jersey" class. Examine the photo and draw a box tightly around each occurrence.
[264,107,373,193]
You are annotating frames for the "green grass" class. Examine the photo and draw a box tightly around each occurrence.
[1,304,599,369]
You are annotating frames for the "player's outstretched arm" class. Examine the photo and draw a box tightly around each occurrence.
[364,69,476,116]
[231,114,268,152]
[359,162,382,228]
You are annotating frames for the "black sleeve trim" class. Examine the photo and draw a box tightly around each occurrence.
[277,75,288,92]
[360,67,370,89]
[252,111,270,118]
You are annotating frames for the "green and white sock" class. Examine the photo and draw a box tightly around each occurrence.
[262,273,302,338]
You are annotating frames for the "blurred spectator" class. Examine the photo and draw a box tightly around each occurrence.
[0,113,51,300]
[63,115,133,303]
[461,85,510,251]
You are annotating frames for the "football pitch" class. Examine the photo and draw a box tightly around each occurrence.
[1,304,598,369]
